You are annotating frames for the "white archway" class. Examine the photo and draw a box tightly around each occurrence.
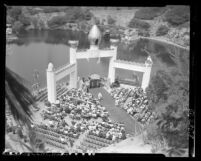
[46,25,152,103]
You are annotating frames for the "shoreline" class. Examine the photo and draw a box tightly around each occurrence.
[23,27,189,51]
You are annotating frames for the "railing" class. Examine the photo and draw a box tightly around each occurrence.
[114,59,147,67]
[76,48,114,53]
[55,63,75,76]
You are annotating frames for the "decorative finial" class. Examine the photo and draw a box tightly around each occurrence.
[88,25,101,46]
[145,56,152,66]
[48,62,54,71]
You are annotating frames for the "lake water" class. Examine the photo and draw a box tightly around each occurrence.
[6,29,189,89]
[6,30,139,88]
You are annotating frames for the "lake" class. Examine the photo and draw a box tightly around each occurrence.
[6,29,189,89]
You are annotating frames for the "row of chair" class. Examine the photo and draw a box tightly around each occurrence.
[84,138,107,148]
[36,125,76,141]
[37,132,67,145]
[45,139,65,150]
[80,142,98,150]
[87,134,113,144]
[38,126,75,142]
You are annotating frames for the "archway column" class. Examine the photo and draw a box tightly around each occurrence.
[69,65,77,88]
[46,63,56,103]
[108,39,119,83]
[69,40,79,89]
[141,65,152,91]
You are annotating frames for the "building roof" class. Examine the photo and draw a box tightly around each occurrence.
[88,25,101,44]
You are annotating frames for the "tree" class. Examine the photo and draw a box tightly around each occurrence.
[135,7,167,20]
[94,17,100,25]
[5,67,34,127]
[12,21,23,34]
[47,16,67,28]
[107,15,116,25]
[128,18,150,31]
[18,14,31,27]
[7,6,22,21]
[5,67,49,153]
[6,15,14,24]
[164,6,190,26]
[156,25,169,36]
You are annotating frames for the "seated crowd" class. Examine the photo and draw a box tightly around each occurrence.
[88,120,126,141]
[110,87,156,126]
[39,87,127,150]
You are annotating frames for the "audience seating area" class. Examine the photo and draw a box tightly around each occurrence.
[33,87,128,152]
[110,87,156,126]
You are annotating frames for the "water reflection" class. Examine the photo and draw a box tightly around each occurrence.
[6,29,189,89]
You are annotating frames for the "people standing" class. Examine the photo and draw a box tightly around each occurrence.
[98,92,103,101]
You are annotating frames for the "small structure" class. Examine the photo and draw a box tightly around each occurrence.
[6,24,12,35]
[89,74,101,88]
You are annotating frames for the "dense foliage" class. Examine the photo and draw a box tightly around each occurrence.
[135,7,167,20]
[7,6,93,32]
[156,25,169,36]
[47,15,68,28]
[128,18,150,31]
[164,6,190,26]
[145,44,190,156]
[107,15,116,25]
[138,29,150,37]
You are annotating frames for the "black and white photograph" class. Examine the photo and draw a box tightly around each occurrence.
[5,6,192,157]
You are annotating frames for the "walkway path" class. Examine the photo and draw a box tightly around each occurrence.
[89,87,141,135]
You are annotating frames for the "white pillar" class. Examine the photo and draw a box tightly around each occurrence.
[68,40,78,89]
[108,39,119,83]
[108,57,115,83]
[47,63,56,104]
[70,65,77,88]
[141,67,151,91]
[69,40,78,64]
[141,56,153,91]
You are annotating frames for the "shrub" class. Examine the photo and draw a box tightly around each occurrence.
[164,6,190,26]
[41,6,61,13]
[107,15,116,25]
[156,25,169,36]
[7,6,22,21]
[18,15,31,27]
[128,18,150,31]
[12,21,23,33]
[45,101,51,107]
[47,16,68,28]
[135,7,167,20]
[138,29,150,37]
[94,17,100,25]
[65,7,93,22]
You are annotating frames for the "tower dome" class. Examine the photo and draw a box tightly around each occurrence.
[88,25,101,46]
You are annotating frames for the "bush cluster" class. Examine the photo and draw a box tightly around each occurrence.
[107,15,116,25]
[47,15,68,28]
[135,7,167,20]
[156,25,169,36]
[128,18,150,30]
[164,6,190,26]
